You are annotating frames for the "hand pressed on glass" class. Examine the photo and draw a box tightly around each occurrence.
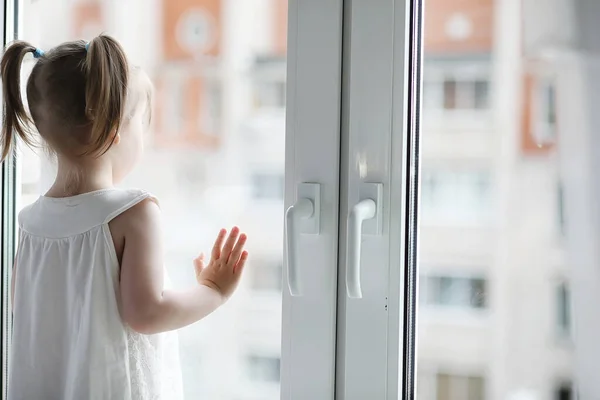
[114,198,249,335]
[194,227,249,300]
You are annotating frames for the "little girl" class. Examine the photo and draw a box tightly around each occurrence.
[1,35,248,400]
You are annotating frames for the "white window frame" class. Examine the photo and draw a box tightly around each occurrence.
[2,1,16,397]
[280,1,344,399]
[334,0,418,398]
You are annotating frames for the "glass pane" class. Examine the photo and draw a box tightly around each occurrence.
[16,1,288,399]
[419,0,573,399]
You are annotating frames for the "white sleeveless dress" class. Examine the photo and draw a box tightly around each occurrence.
[9,188,183,400]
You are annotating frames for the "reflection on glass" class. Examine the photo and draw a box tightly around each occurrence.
[17,1,287,399]
[419,0,573,399]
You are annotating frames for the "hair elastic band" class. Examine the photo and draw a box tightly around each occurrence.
[85,42,90,51]
[33,48,44,59]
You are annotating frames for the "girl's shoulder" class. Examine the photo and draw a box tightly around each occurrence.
[18,188,159,238]
[99,188,160,221]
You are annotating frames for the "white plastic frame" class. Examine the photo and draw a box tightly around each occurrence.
[280,0,344,399]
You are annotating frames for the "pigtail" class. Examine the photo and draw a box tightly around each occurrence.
[84,34,129,155]
[0,41,37,161]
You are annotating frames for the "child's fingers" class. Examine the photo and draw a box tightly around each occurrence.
[234,251,249,274]
[194,253,205,268]
[194,253,205,275]
[211,229,227,260]
[221,227,240,257]
[227,234,247,266]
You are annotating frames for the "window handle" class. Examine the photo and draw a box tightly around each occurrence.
[346,183,382,299]
[285,183,320,296]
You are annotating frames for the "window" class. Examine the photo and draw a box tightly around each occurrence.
[473,80,490,109]
[251,56,287,110]
[434,78,492,110]
[254,80,286,109]
[533,78,557,145]
[7,0,600,399]
[200,80,222,136]
[423,59,491,111]
[436,374,485,400]
[15,0,303,399]
[246,355,281,383]
[251,173,284,200]
[248,258,282,292]
[421,169,492,224]
[558,182,566,235]
[421,275,487,310]
[556,282,571,337]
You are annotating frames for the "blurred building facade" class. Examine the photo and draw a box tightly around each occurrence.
[418,0,572,399]
[16,0,573,399]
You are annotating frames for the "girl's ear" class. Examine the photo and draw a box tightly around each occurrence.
[113,133,121,145]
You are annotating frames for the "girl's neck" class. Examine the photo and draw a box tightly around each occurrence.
[45,158,115,198]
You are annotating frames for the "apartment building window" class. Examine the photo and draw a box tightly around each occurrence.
[251,173,284,200]
[558,182,566,235]
[249,259,282,292]
[200,80,222,136]
[436,373,485,400]
[246,355,281,383]
[556,282,571,337]
[533,78,557,145]
[421,170,492,224]
[254,79,286,109]
[423,58,491,112]
[421,275,487,309]
[442,79,489,110]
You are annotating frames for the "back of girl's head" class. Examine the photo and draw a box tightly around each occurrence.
[0,34,150,161]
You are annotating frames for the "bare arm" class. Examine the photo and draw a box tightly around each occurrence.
[119,199,248,335]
